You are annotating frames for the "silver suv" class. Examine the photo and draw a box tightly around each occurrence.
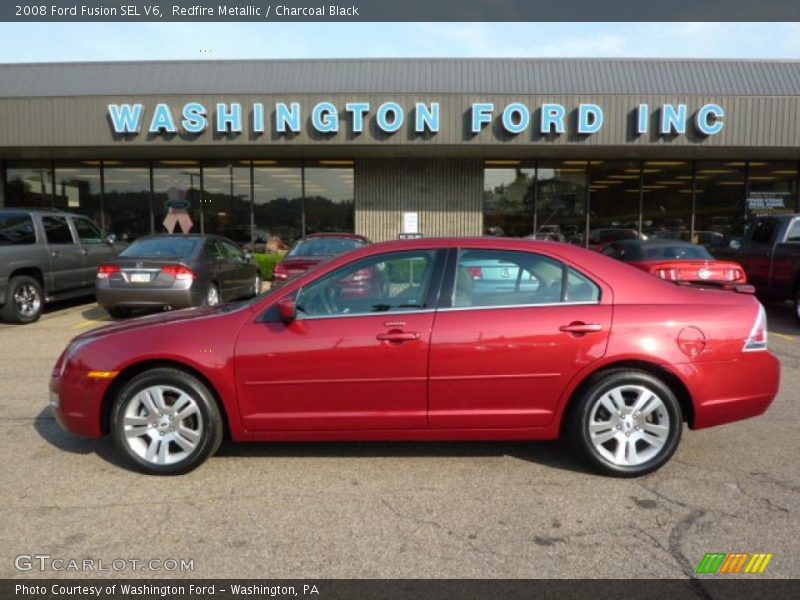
[0,209,117,324]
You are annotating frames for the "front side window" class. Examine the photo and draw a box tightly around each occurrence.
[0,214,35,245]
[751,219,777,244]
[453,249,599,308]
[73,218,103,244]
[296,250,436,318]
[41,216,74,245]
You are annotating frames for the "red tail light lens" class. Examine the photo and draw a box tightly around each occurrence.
[97,264,120,279]
[652,267,679,281]
[160,264,196,281]
[273,263,288,280]
[466,266,483,280]
[725,268,745,282]
[743,304,768,352]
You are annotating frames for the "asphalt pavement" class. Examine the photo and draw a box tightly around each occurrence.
[0,298,798,579]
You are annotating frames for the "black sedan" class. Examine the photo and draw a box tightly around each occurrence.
[96,234,261,318]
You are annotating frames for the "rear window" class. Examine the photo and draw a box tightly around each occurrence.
[640,245,712,260]
[288,237,365,257]
[120,237,200,259]
[0,214,36,245]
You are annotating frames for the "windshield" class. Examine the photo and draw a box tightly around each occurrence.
[288,237,365,257]
[119,237,200,259]
[640,244,713,260]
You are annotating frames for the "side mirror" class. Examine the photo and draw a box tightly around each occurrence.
[105,233,117,245]
[729,239,742,250]
[276,297,296,322]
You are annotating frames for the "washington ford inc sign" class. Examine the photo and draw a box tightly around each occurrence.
[107,101,726,139]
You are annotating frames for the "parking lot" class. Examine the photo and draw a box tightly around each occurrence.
[0,299,798,579]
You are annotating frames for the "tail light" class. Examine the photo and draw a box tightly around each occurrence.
[97,264,120,279]
[466,266,483,280]
[160,264,197,281]
[652,267,679,281]
[743,303,768,352]
[273,263,288,280]
[724,268,745,282]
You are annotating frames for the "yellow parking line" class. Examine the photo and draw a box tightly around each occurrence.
[772,332,795,342]
[71,319,108,330]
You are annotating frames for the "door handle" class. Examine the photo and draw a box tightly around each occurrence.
[81,248,89,255]
[376,331,420,342]
[51,250,60,258]
[559,322,603,334]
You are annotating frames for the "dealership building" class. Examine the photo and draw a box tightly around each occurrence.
[1,58,800,246]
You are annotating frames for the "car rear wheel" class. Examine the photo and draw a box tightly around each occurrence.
[253,274,262,296]
[1,275,43,324]
[203,283,220,307]
[110,368,223,475]
[567,370,682,477]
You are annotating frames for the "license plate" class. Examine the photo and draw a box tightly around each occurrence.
[130,273,151,283]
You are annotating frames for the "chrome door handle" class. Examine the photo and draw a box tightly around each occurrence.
[51,250,60,258]
[376,331,420,342]
[559,322,603,334]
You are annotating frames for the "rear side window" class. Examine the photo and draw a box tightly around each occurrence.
[0,214,36,245]
[42,216,74,245]
[453,249,600,308]
[751,219,777,244]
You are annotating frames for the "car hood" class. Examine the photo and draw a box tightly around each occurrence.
[71,305,225,343]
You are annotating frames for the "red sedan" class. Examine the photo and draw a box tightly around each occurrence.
[50,238,779,476]
[272,233,369,287]
[602,239,747,287]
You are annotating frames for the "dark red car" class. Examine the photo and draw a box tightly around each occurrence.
[272,233,369,288]
[51,238,779,477]
[602,240,747,288]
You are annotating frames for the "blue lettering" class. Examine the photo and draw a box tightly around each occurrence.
[540,104,566,134]
[377,102,404,133]
[148,103,177,134]
[181,102,207,134]
[696,103,725,135]
[661,104,687,135]
[637,104,649,134]
[501,103,530,134]
[253,103,265,134]
[276,102,301,133]
[577,103,603,134]
[312,102,339,133]
[108,103,143,134]
[345,102,370,133]
[471,103,494,133]
[216,103,242,133]
[415,102,440,133]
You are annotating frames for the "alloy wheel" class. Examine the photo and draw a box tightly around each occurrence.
[122,385,204,466]
[14,284,41,318]
[206,285,220,306]
[587,384,670,467]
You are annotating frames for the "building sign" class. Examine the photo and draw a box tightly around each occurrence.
[108,101,725,139]
[402,211,420,234]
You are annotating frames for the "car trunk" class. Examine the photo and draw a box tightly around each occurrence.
[107,259,194,288]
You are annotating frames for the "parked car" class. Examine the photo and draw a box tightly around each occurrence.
[0,208,117,324]
[602,240,747,288]
[272,233,369,288]
[712,214,800,323]
[588,228,646,251]
[95,234,261,318]
[52,238,779,476]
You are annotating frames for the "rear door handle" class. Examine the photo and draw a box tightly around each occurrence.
[559,322,603,334]
[376,331,420,342]
[51,250,60,258]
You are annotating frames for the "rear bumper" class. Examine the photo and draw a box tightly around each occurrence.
[96,283,202,309]
[678,351,781,429]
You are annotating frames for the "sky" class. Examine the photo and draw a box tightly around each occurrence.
[0,22,800,62]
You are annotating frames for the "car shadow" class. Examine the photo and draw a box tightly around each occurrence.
[80,305,112,321]
[33,407,593,475]
[42,296,95,315]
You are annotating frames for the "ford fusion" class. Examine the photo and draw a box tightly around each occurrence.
[51,238,780,476]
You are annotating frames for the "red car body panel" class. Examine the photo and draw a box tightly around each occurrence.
[51,237,780,446]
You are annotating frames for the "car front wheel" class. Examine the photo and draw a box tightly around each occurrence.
[567,370,682,477]
[110,368,223,475]
[1,275,44,324]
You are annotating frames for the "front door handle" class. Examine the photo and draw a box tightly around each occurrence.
[559,322,603,334]
[51,250,60,258]
[376,331,420,342]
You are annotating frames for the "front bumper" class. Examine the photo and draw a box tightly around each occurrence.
[679,350,781,429]
[50,370,110,438]
[96,283,202,310]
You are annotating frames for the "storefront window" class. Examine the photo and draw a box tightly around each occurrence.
[641,160,694,242]
[536,161,587,246]
[694,161,747,239]
[588,160,640,245]
[54,162,103,228]
[5,162,53,208]
[202,162,252,246]
[152,160,201,235]
[483,162,535,237]
[253,161,303,249]
[304,161,355,235]
[102,161,152,242]
[746,162,798,217]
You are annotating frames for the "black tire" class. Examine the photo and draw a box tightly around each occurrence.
[110,368,224,475]
[0,275,44,324]
[566,370,682,477]
[106,307,133,320]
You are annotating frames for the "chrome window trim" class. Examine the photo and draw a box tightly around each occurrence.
[296,308,436,321]
[437,300,601,313]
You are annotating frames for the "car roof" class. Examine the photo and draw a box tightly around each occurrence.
[301,233,370,241]
[615,239,695,248]
[0,207,88,218]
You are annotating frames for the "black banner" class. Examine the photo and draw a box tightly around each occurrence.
[4,579,800,600]
[2,0,800,22]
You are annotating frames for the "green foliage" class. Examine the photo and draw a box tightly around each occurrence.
[253,253,284,280]
[387,257,427,284]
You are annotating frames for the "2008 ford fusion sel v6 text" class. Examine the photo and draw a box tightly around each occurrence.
[49,238,780,476]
